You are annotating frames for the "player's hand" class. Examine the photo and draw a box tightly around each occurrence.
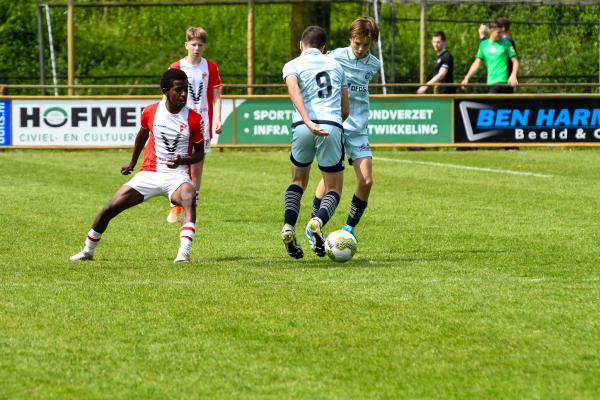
[417,85,428,94]
[214,120,223,135]
[461,78,469,91]
[307,121,328,137]
[166,154,182,168]
[479,24,488,38]
[121,162,135,175]
[508,75,518,87]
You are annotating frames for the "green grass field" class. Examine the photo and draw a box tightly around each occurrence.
[1,148,599,399]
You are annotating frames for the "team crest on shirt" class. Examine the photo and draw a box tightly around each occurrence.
[364,70,374,80]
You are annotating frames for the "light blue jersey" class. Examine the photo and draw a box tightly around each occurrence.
[282,48,348,125]
[327,47,380,133]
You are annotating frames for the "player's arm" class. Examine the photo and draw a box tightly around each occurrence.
[508,57,519,87]
[121,127,149,175]
[461,58,481,90]
[285,75,327,137]
[166,143,205,168]
[417,67,449,94]
[212,86,223,134]
[341,87,349,122]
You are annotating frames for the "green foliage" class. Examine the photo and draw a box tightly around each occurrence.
[0,1,599,93]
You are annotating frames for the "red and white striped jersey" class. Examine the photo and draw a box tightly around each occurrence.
[140,100,203,174]
[170,57,222,140]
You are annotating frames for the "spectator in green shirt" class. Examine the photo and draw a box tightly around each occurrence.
[461,21,519,93]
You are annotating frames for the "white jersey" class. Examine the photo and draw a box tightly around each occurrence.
[282,48,348,125]
[140,100,203,175]
[327,47,380,133]
[170,57,222,140]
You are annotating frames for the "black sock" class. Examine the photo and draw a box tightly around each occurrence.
[311,196,322,218]
[346,194,368,227]
[315,191,340,226]
[284,184,303,226]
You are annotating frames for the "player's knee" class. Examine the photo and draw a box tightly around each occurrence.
[359,176,373,190]
[179,189,196,208]
[100,202,119,219]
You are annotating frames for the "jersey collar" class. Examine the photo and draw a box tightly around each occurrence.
[346,47,372,65]
[301,48,323,56]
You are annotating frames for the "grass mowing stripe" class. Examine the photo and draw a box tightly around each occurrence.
[374,156,554,178]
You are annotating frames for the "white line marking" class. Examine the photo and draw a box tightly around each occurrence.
[374,156,553,178]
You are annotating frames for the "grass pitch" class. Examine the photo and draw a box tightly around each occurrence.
[1,148,599,399]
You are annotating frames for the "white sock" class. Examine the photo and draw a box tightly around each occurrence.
[83,229,102,254]
[179,222,195,254]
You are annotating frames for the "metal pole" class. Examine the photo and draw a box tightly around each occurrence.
[373,0,386,94]
[67,0,74,96]
[36,3,45,95]
[247,0,255,95]
[45,5,59,96]
[419,0,427,85]
[389,0,396,87]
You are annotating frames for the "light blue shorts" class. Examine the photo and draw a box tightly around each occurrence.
[344,129,372,165]
[290,120,344,172]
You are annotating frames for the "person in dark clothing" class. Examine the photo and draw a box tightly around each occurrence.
[417,31,455,94]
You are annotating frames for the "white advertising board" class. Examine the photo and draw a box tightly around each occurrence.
[12,99,151,146]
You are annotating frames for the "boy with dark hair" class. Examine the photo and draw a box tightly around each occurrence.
[70,68,205,263]
[280,25,349,258]
[417,31,454,94]
[479,17,517,93]
[462,21,519,93]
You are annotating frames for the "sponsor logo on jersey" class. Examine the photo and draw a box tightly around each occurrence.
[160,131,182,153]
[189,82,203,105]
[348,81,368,93]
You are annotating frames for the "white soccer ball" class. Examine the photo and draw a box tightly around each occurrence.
[325,230,358,262]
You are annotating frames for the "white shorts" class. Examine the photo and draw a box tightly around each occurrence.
[125,171,192,201]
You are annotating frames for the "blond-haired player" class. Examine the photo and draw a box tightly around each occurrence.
[167,27,222,223]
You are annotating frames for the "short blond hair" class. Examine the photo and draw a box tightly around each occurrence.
[349,17,379,41]
[186,27,208,43]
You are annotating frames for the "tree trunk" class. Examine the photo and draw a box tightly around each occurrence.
[290,3,331,57]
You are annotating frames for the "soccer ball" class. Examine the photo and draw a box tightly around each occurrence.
[325,230,358,262]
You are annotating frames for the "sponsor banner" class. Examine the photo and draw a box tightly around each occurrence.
[221,99,293,145]
[368,98,452,144]
[455,98,600,143]
[220,97,452,145]
[0,100,10,146]
[12,99,152,146]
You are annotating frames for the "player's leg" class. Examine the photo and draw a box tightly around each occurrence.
[343,156,372,236]
[70,185,144,260]
[282,124,314,259]
[166,153,203,224]
[306,125,344,257]
[340,132,372,237]
[308,170,343,257]
[170,180,198,263]
[306,178,326,247]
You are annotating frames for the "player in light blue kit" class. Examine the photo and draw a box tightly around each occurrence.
[280,26,350,259]
[309,17,380,243]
